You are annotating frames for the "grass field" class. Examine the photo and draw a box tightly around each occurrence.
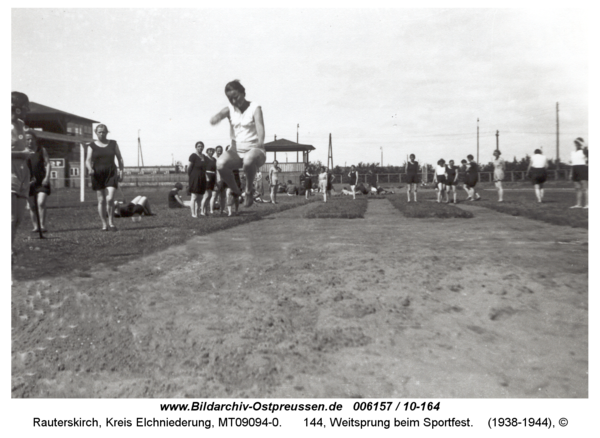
[303,196,368,219]
[386,194,474,218]
[474,188,588,228]
[12,187,316,281]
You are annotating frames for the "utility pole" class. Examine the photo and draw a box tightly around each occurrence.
[327,134,334,170]
[477,118,480,163]
[137,130,144,167]
[496,130,499,151]
[380,147,383,167]
[556,102,560,169]
[297,124,299,143]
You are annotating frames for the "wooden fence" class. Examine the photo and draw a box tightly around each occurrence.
[51,169,572,189]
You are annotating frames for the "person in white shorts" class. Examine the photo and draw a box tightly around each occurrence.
[492,150,505,202]
[269,160,281,204]
[318,166,329,202]
[211,80,266,208]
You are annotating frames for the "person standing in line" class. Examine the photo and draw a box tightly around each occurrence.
[269,159,281,204]
[465,154,481,201]
[26,131,51,233]
[492,150,505,202]
[348,165,358,200]
[86,124,124,231]
[405,154,419,202]
[210,80,266,208]
[435,159,448,203]
[318,166,329,202]
[187,141,206,218]
[301,163,313,200]
[212,145,226,215]
[446,159,459,203]
[527,149,548,203]
[12,91,34,258]
[326,168,335,198]
[457,159,470,200]
[569,137,588,209]
[201,147,217,215]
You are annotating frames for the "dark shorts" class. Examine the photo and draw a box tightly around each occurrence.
[206,173,216,191]
[91,165,118,191]
[223,171,242,191]
[303,178,312,190]
[29,183,51,197]
[572,165,588,182]
[465,175,478,188]
[530,168,547,185]
[436,175,447,185]
[214,180,226,193]
[406,173,419,184]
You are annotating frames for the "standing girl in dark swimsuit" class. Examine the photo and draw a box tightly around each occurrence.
[26,132,51,232]
[405,154,419,202]
[446,160,458,203]
[85,124,124,231]
[188,141,206,218]
[201,147,217,215]
[348,165,358,200]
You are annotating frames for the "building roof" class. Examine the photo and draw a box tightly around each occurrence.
[264,138,315,152]
[27,102,99,124]
[29,129,90,144]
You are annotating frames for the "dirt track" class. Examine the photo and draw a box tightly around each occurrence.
[11,199,588,398]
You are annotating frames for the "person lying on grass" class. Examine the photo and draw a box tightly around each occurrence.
[114,196,153,218]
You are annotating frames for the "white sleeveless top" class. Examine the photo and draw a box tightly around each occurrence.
[228,101,260,144]
[530,154,547,168]
[570,149,587,166]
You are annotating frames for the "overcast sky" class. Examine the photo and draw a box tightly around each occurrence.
[12,8,588,168]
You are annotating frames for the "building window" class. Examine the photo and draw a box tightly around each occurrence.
[50,171,58,179]
[70,168,80,176]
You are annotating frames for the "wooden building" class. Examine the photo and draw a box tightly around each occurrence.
[260,138,316,185]
[24,102,98,188]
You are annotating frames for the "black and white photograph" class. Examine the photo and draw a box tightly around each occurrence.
[9,5,593,435]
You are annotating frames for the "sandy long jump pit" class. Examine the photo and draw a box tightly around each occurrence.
[11,199,587,398]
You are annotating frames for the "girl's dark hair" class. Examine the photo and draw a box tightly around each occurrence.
[206,148,215,154]
[534,149,542,154]
[225,80,245,95]
[215,145,223,151]
[195,141,204,149]
[437,159,445,166]
[409,154,415,159]
[467,154,474,160]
